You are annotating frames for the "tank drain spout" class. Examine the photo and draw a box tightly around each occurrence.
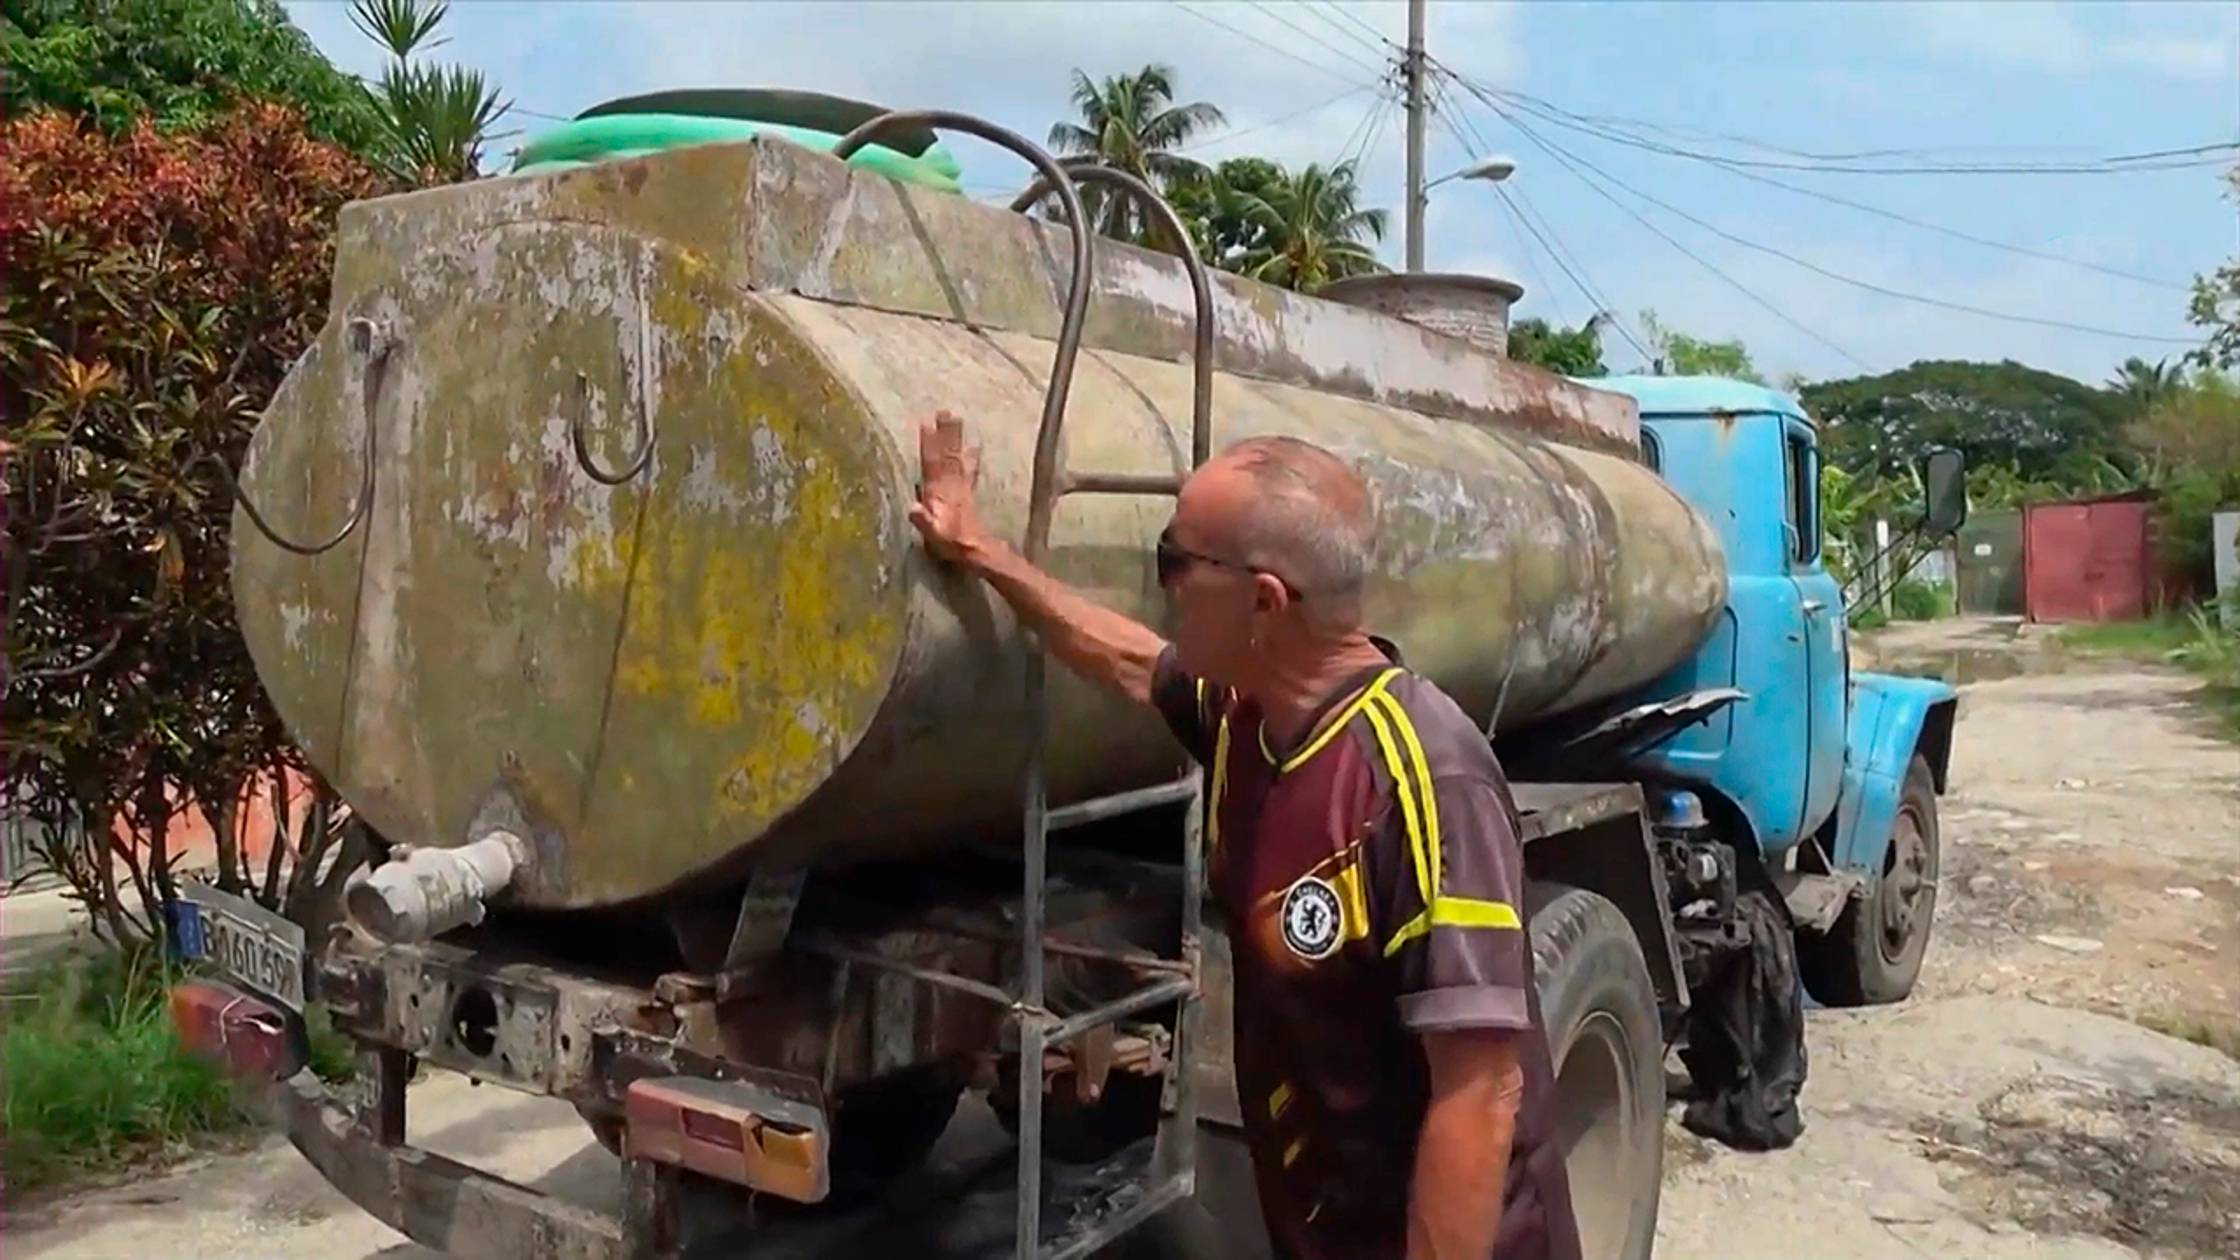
[346,831,528,943]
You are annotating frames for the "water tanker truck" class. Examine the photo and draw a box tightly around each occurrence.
[167,92,1968,1260]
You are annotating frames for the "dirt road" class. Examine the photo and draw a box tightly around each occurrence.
[11,619,2237,1259]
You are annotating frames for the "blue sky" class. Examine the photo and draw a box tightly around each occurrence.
[281,1,2238,385]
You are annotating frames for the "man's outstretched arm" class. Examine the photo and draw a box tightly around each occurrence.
[911,412,1167,707]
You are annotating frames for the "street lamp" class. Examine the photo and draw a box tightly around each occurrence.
[1425,154,1516,192]
[1409,155,1517,272]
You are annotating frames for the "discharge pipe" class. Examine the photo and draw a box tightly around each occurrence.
[346,830,529,943]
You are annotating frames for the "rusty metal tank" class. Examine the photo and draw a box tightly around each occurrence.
[231,137,1727,909]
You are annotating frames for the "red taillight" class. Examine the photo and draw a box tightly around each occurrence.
[623,1077,829,1204]
[169,980,304,1083]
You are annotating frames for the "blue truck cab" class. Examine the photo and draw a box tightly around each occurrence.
[1598,375,1960,1006]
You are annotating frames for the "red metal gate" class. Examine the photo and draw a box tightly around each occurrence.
[2023,495,2153,623]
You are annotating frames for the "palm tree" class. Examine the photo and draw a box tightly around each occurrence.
[1047,65,1225,245]
[2107,356,2184,418]
[351,0,508,185]
[1232,161,1389,294]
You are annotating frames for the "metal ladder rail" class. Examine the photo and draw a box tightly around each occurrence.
[833,115,1217,1258]
[1001,158,1217,1260]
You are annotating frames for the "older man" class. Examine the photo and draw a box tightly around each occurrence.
[910,414,1579,1260]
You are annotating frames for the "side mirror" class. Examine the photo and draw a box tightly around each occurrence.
[1921,447,1967,538]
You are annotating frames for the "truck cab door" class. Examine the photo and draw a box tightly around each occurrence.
[1783,421,1845,835]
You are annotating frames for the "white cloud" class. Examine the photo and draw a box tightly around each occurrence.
[1901,1,2240,82]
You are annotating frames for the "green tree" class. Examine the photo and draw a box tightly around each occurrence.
[1801,359,2133,486]
[2188,166,2240,369]
[351,0,508,185]
[0,0,385,154]
[1230,160,1388,294]
[1508,317,1606,377]
[1640,310,1764,382]
[1047,63,1225,246]
[2107,355,2185,419]
[2130,371,2240,590]
[1169,155,1284,269]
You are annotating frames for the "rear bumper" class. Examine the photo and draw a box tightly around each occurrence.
[277,1067,633,1260]
[171,976,654,1258]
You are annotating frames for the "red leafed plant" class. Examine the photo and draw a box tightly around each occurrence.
[1,104,382,943]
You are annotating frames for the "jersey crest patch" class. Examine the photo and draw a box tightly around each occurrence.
[1280,875,1345,960]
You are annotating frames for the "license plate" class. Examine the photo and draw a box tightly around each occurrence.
[173,882,307,1012]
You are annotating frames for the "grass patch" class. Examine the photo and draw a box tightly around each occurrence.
[2056,607,2240,739]
[0,948,358,1193]
[1,950,252,1191]
[2138,1010,2240,1064]
[2055,615,2195,657]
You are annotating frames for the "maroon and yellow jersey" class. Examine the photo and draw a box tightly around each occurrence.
[1154,650,1580,1260]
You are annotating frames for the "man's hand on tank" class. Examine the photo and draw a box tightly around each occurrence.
[911,410,992,565]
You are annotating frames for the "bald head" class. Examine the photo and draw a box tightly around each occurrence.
[1184,435,1377,624]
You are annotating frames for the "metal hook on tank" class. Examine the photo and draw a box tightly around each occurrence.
[219,316,388,557]
[569,363,655,486]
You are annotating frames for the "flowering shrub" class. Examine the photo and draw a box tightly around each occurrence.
[1,104,379,940]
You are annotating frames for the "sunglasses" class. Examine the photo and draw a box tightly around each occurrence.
[1156,527,1304,599]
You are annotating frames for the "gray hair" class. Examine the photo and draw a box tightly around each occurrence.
[1221,435,1376,624]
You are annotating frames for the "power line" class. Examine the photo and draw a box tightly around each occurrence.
[2103,141,2240,164]
[1486,94,2235,168]
[1333,93,1380,169]
[1427,97,1574,326]
[1427,78,1632,346]
[1491,193,1570,325]
[1352,92,1396,173]
[1300,0,1392,59]
[1427,68,2189,290]
[1429,83,1651,359]
[1442,75,1871,369]
[1240,0,1388,79]
[1315,0,1393,52]
[1489,79,2239,174]
[1452,75,2202,348]
[1177,85,1378,154]
[1455,71,2237,175]
[1167,2,1376,86]
[1693,155,2188,291]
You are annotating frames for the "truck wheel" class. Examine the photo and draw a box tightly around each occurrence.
[825,1066,965,1206]
[576,1104,625,1157]
[1528,883,1664,1260]
[1800,755,1939,1007]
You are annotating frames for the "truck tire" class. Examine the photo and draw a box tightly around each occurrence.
[825,1066,965,1206]
[1528,883,1664,1260]
[1800,755,1939,1007]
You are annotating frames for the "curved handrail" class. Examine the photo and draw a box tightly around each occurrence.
[220,317,387,557]
[570,369,654,485]
[1009,160,1214,469]
[832,110,1093,565]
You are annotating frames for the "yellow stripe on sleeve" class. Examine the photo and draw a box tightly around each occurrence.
[1381,896,1524,957]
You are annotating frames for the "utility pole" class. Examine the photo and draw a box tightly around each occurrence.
[1404,0,1427,272]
